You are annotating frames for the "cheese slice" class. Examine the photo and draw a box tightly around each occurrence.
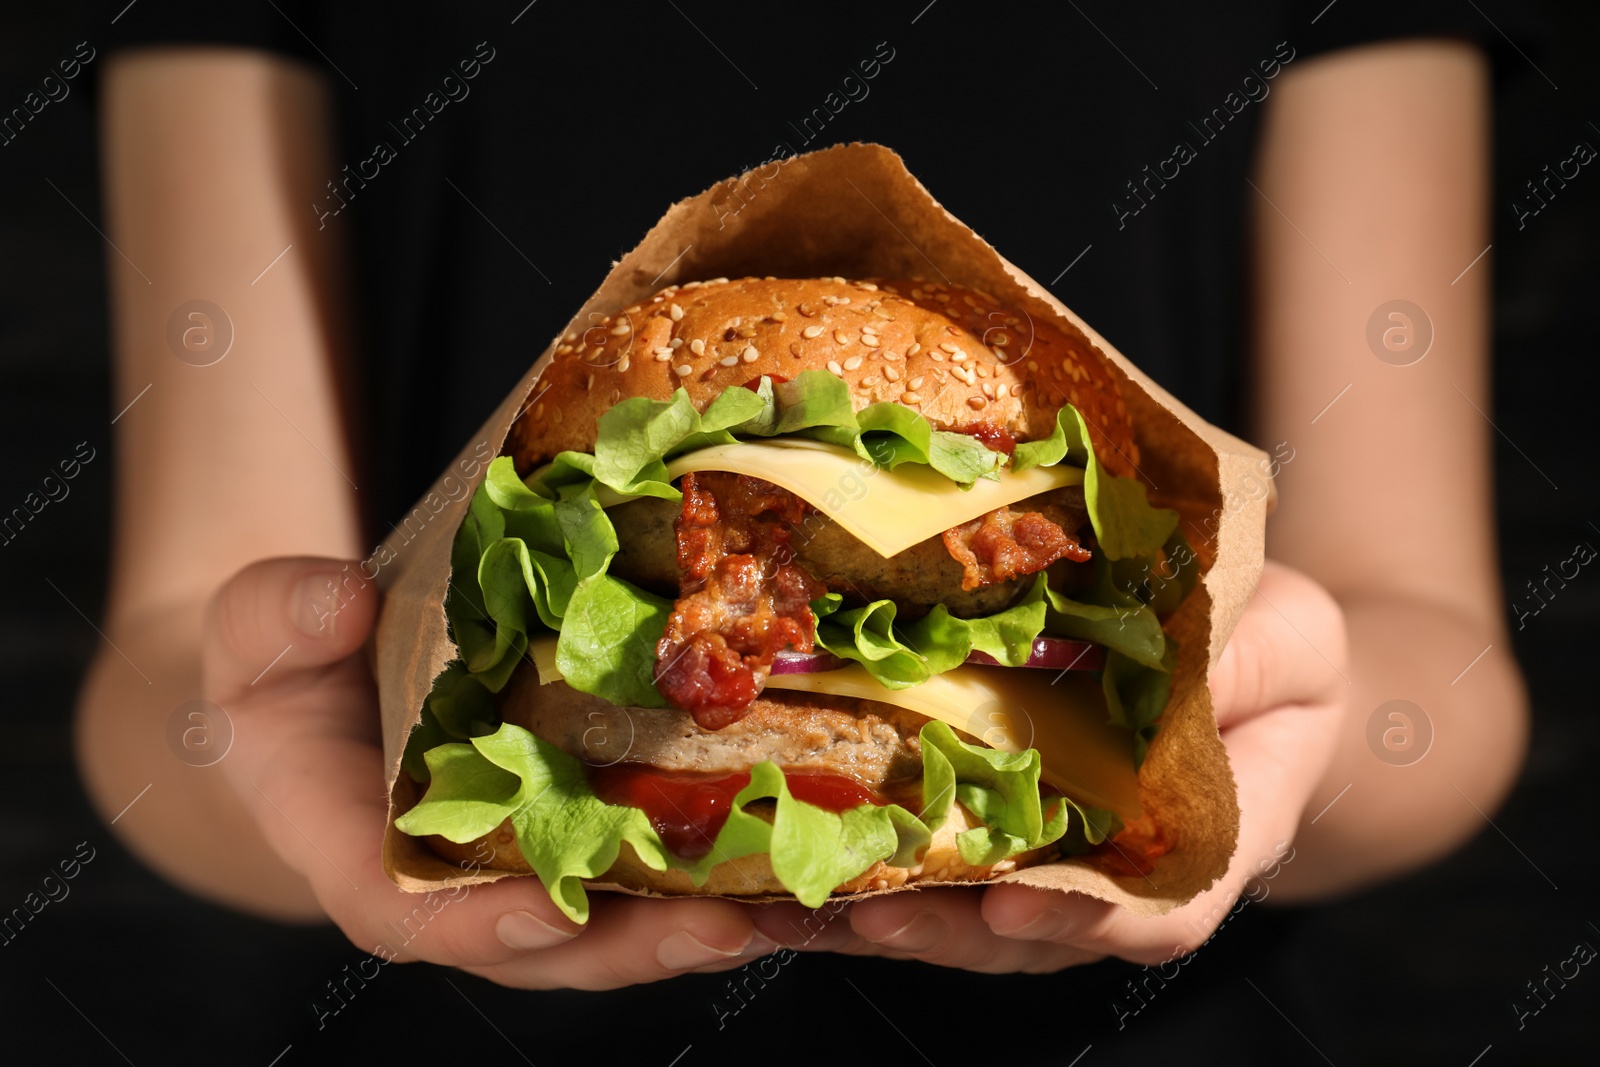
[527,637,1140,818]
[593,438,1084,559]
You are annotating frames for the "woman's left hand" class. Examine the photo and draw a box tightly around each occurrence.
[753,560,1347,972]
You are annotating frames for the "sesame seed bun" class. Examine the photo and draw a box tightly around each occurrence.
[509,276,1139,478]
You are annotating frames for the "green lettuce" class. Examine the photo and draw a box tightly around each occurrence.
[396,720,1115,923]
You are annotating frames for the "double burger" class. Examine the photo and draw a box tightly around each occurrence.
[394,276,1191,924]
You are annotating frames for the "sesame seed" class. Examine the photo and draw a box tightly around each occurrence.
[610,387,622,403]
[976,363,988,378]
[654,349,673,362]
[843,355,863,371]
[861,334,880,347]
[950,351,967,362]
[857,281,878,291]
[830,276,846,285]
[564,332,578,343]
[1053,364,1066,380]
[671,337,684,349]
[802,325,825,339]
[556,344,573,355]
[990,346,1007,361]
[584,373,594,390]
[533,402,545,418]
[617,356,631,372]
[930,351,945,361]
[670,303,684,321]
[770,310,788,322]
[589,347,606,361]
[690,338,706,356]
[1027,360,1039,371]
[873,308,895,320]
[935,292,951,302]
[674,363,693,377]
[884,366,901,382]
[992,333,1009,346]
[903,391,923,404]
[827,360,844,377]
[884,350,902,361]
[736,326,757,339]
[963,295,979,307]
[982,382,995,399]
[1116,397,1127,416]
[682,280,702,289]
[798,303,818,317]
[967,395,987,410]
[908,375,924,389]
[939,342,959,354]
[996,383,1007,398]
[742,346,759,363]
[708,277,729,285]
[611,323,631,336]
[834,330,852,344]
[907,343,922,357]
[860,375,880,387]
[861,324,879,335]
[625,305,641,315]
[718,355,739,367]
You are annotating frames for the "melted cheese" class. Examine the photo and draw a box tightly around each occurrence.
[595,438,1084,558]
[527,638,1140,817]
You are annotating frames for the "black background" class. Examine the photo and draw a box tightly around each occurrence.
[2,2,1597,1064]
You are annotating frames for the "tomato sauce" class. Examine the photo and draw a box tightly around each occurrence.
[1092,817,1173,878]
[952,420,1018,457]
[589,764,885,860]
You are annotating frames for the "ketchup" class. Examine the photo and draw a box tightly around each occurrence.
[952,421,1018,456]
[589,764,885,860]
[1093,817,1172,878]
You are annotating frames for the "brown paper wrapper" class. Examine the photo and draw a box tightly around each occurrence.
[376,143,1270,916]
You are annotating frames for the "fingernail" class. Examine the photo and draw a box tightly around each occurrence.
[871,911,948,953]
[657,929,744,970]
[994,908,1070,941]
[495,910,579,950]
[292,572,342,638]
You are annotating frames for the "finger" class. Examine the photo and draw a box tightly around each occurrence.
[751,901,860,952]
[1209,561,1347,728]
[202,556,378,703]
[849,889,1103,973]
[980,883,1121,944]
[469,895,773,990]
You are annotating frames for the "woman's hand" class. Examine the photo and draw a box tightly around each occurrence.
[204,556,776,990]
[753,560,1347,971]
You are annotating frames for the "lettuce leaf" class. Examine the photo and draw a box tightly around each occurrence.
[920,721,1119,865]
[396,720,1112,922]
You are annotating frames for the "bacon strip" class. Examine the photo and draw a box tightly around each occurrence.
[654,473,824,730]
[941,505,1091,591]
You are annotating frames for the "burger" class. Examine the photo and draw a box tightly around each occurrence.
[393,276,1192,924]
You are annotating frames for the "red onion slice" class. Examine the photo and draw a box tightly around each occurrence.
[771,650,846,675]
[965,636,1104,671]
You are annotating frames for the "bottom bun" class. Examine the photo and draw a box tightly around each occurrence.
[425,796,1059,900]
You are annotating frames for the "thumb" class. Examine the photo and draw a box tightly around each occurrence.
[202,557,378,701]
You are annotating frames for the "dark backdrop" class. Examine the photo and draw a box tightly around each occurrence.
[2,2,1596,1064]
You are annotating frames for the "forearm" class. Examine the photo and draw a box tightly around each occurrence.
[1270,596,1527,899]
[79,49,361,918]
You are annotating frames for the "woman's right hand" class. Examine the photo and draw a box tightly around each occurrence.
[203,556,776,989]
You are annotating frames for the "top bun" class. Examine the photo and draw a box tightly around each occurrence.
[509,277,1138,478]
